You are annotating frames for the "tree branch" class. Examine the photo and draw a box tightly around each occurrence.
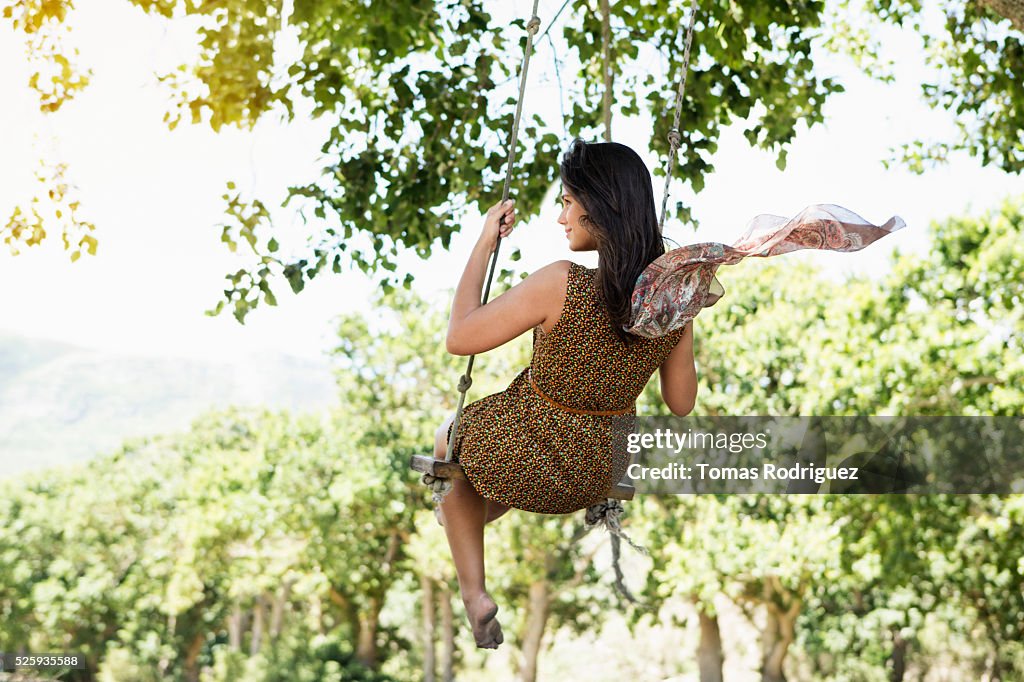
[977,0,1024,31]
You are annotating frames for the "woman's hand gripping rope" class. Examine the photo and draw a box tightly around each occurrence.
[477,199,517,254]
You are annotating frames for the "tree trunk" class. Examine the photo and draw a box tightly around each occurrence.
[697,607,725,682]
[356,596,382,669]
[270,581,292,641]
[312,594,324,635]
[761,578,801,682]
[328,586,360,640]
[228,603,245,651]
[987,645,1004,682]
[421,575,437,682]
[978,0,1024,31]
[518,580,551,682]
[250,593,267,656]
[761,608,786,682]
[889,628,906,682]
[439,583,456,682]
[354,529,401,669]
[600,0,613,140]
[183,632,205,682]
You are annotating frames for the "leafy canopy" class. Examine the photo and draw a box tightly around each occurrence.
[2,0,1022,322]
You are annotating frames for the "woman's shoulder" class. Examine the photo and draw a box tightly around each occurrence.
[531,260,574,283]
[526,261,597,303]
[540,260,595,277]
[540,260,596,288]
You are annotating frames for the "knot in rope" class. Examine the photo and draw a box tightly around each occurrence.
[667,128,682,149]
[457,374,473,393]
[586,497,622,529]
[584,498,649,556]
[526,15,541,34]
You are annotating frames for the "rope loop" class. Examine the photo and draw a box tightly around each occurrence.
[527,15,541,34]
[457,374,473,393]
[667,128,682,149]
[421,473,454,505]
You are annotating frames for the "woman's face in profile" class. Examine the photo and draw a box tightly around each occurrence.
[557,190,598,252]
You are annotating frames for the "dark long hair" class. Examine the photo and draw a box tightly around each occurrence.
[559,138,665,344]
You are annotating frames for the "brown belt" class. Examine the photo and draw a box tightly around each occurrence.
[527,369,635,416]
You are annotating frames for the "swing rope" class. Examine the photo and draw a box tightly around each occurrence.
[421,0,543,506]
[658,0,699,233]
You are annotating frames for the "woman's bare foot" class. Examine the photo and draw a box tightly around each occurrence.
[463,592,503,649]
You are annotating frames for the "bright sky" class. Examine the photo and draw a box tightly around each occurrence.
[0,1,1020,362]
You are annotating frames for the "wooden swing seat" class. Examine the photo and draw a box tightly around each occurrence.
[410,455,636,501]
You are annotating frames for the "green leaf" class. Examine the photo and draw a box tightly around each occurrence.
[775,149,788,171]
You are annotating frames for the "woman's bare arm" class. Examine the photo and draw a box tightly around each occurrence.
[446,198,570,355]
[658,320,697,416]
[446,258,569,355]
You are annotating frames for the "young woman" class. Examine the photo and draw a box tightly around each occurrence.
[433,139,698,649]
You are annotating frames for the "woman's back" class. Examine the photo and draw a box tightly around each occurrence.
[531,262,684,414]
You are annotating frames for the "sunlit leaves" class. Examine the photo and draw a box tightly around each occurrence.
[2,0,90,112]
[1,160,96,261]
[140,0,291,132]
[829,0,1024,174]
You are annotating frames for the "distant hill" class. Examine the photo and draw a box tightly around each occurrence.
[0,333,338,477]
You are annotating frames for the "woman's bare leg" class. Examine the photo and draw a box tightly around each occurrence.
[433,417,504,648]
[484,499,511,525]
[433,415,511,527]
[439,495,511,526]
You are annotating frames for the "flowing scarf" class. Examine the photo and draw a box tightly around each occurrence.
[626,203,907,338]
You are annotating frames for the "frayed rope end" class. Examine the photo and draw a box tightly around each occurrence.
[584,498,649,556]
